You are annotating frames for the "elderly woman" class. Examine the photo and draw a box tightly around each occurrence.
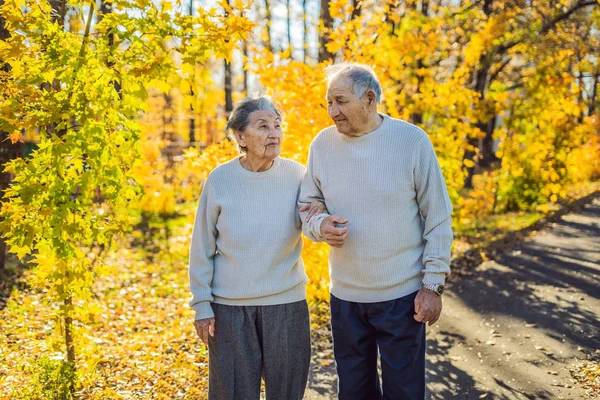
[188,96,323,400]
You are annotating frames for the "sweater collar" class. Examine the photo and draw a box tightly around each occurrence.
[234,155,282,179]
[338,113,390,142]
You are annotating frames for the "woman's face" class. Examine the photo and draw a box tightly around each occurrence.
[236,110,283,161]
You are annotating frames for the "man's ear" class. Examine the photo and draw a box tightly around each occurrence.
[367,90,376,107]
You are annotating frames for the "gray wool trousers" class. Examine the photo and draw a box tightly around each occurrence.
[207,300,311,400]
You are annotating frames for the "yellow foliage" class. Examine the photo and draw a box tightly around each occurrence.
[455,171,499,228]
[250,49,332,165]
[303,239,331,303]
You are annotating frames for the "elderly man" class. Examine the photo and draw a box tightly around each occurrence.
[299,63,453,399]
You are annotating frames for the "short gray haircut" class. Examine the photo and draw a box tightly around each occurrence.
[324,63,382,103]
[225,95,282,154]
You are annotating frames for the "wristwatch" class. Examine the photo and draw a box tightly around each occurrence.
[423,284,444,296]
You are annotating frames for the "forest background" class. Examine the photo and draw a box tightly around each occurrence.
[0,0,598,398]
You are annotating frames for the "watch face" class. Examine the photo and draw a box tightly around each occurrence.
[436,285,445,295]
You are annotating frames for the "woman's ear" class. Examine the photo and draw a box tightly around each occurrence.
[235,131,246,147]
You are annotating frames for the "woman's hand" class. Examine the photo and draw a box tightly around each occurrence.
[299,200,328,222]
[194,317,215,345]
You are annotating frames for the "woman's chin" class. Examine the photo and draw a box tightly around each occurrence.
[265,147,281,158]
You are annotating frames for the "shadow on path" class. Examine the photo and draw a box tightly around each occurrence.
[425,197,599,399]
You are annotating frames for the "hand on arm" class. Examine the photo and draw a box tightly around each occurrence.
[298,147,332,242]
[299,200,328,223]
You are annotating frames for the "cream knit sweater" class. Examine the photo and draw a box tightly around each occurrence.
[188,156,308,320]
[300,114,453,303]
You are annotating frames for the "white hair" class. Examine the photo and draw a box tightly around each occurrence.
[324,63,382,103]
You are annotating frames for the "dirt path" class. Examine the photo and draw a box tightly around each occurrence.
[305,197,600,400]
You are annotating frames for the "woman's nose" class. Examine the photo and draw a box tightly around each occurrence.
[269,126,282,137]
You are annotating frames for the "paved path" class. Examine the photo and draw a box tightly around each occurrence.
[305,197,600,399]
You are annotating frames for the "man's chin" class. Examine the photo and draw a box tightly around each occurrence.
[336,128,354,136]
[335,122,349,134]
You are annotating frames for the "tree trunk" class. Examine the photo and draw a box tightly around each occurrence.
[64,294,76,393]
[475,66,499,171]
[162,92,176,166]
[318,0,334,62]
[49,0,67,26]
[386,0,400,35]
[463,0,494,188]
[410,0,428,125]
[224,0,233,118]
[577,65,585,123]
[243,39,249,96]
[590,73,599,116]
[188,0,196,146]
[99,0,121,95]
[464,59,490,188]
[480,115,497,168]
[475,55,495,167]
[0,233,5,270]
[46,0,67,137]
[64,295,75,364]
[58,5,85,390]
[225,60,233,116]
[287,0,292,54]
[0,0,12,271]
[264,0,273,53]
[303,0,308,63]
[351,0,362,19]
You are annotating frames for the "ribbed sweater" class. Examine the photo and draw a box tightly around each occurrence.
[188,156,308,320]
[299,114,453,303]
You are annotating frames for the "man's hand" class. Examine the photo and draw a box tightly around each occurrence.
[414,288,442,326]
[299,200,328,222]
[320,215,349,248]
[194,317,215,345]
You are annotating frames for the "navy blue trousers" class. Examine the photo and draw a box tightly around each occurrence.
[330,291,426,400]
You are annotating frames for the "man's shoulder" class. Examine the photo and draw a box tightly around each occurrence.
[386,116,428,142]
[311,125,339,147]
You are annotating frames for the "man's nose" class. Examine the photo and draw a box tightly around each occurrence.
[329,104,340,118]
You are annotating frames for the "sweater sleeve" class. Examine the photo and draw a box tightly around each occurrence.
[298,145,329,242]
[414,134,453,286]
[188,178,219,320]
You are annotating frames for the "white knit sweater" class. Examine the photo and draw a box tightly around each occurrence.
[188,156,308,320]
[300,114,453,303]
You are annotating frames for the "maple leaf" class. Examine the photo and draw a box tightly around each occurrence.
[8,131,24,144]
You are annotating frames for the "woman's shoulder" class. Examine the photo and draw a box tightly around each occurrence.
[205,157,241,183]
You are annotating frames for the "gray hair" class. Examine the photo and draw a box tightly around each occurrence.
[225,95,282,154]
[324,63,382,104]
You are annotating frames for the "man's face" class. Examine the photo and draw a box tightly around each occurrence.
[326,76,372,136]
